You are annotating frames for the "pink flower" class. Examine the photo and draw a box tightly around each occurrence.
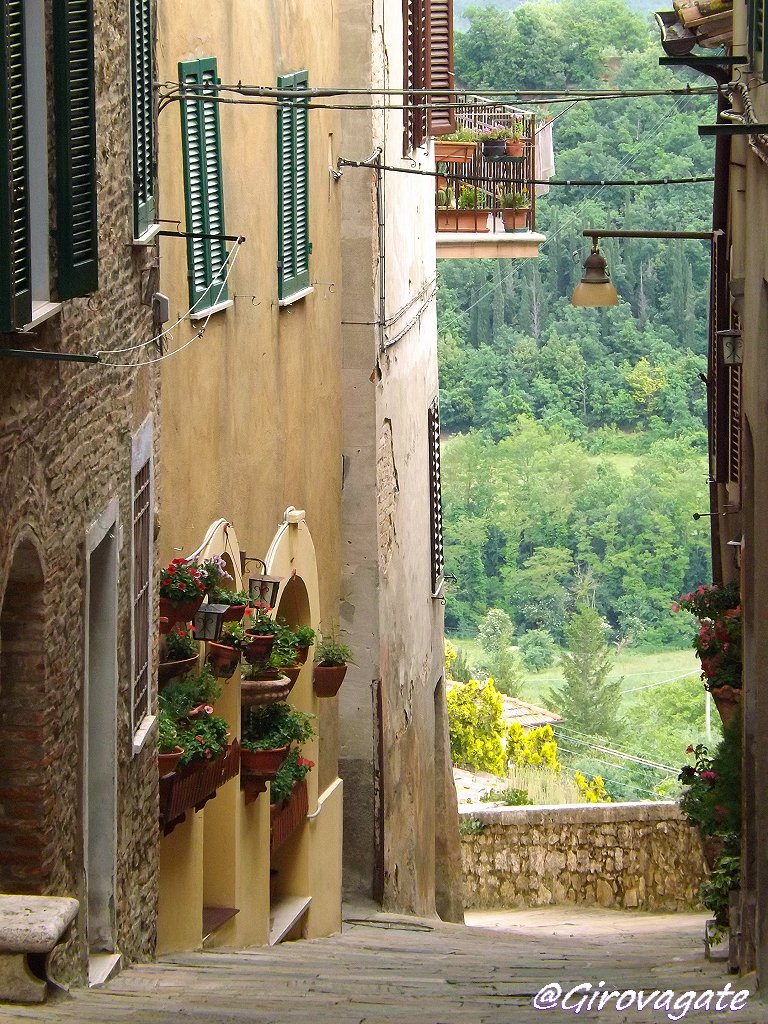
[686,745,695,754]
[701,770,717,782]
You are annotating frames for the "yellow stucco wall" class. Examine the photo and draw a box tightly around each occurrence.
[155,2,343,952]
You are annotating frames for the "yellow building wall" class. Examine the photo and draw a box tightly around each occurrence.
[155,1,343,952]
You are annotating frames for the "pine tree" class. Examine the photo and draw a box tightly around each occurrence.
[549,605,624,740]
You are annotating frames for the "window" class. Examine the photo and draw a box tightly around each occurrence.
[131,415,154,752]
[428,396,444,595]
[277,71,310,303]
[403,0,456,153]
[131,0,155,239]
[179,57,228,312]
[0,0,98,332]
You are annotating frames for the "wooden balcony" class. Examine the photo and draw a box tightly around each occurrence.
[435,101,545,259]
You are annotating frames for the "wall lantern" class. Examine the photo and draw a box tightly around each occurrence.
[572,229,718,308]
[193,603,230,641]
[240,553,282,608]
[718,328,743,366]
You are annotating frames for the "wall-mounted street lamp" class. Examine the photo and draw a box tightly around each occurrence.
[718,328,743,366]
[239,553,282,607]
[193,603,230,641]
[572,229,718,308]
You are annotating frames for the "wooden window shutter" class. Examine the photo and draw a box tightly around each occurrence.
[0,0,32,330]
[428,396,445,594]
[277,71,310,301]
[54,0,98,300]
[403,0,427,153]
[179,57,228,309]
[131,0,154,238]
[426,0,456,137]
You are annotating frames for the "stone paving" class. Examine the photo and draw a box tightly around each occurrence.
[1,906,766,1024]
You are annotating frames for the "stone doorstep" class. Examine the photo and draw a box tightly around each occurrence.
[0,896,79,1005]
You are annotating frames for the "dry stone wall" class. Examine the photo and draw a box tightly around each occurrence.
[461,802,707,911]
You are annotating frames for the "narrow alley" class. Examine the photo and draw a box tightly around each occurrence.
[3,907,763,1024]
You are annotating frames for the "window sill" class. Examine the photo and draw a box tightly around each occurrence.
[278,285,314,308]
[132,223,162,247]
[190,298,234,321]
[133,713,157,756]
[23,301,62,331]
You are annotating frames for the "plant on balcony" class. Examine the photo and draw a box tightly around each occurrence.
[506,120,527,158]
[434,127,477,164]
[673,581,741,724]
[477,123,512,158]
[436,186,455,210]
[314,632,354,697]
[497,188,530,232]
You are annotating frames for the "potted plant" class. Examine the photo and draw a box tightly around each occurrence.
[197,555,234,598]
[498,188,530,232]
[674,581,741,725]
[242,601,278,663]
[435,185,458,232]
[477,123,511,160]
[293,625,316,665]
[159,557,206,632]
[205,620,244,679]
[313,632,354,697]
[158,709,184,774]
[455,185,490,233]
[208,586,250,623]
[159,624,199,684]
[240,702,315,801]
[434,127,477,165]
[505,120,527,159]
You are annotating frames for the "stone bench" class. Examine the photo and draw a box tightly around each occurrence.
[0,895,79,1003]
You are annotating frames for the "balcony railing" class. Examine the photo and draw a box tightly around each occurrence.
[434,96,544,258]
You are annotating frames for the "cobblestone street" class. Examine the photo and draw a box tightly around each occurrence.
[2,907,765,1024]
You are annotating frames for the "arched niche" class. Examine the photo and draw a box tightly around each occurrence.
[264,509,320,633]
[188,519,245,592]
[0,537,50,892]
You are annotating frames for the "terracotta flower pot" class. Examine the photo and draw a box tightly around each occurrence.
[240,745,290,777]
[313,663,348,698]
[710,684,742,727]
[222,604,247,624]
[158,746,185,775]
[206,641,241,679]
[159,595,204,631]
[283,664,302,686]
[295,645,310,666]
[501,207,530,233]
[158,655,199,685]
[505,138,525,159]
[240,675,293,706]
[243,633,275,664]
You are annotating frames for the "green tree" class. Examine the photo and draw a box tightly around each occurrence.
[549,605,625,739]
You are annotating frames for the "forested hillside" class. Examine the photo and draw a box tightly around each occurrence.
[440,0,717,649]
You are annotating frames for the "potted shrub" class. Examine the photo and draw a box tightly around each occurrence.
[158,709,184,774]
[434,127,477,164]
[314,632,354,697]
[293,625,316,665]
[674,581,741,725]
[498,188,530,232]
[159,625,199,684]
[205,620,245,678]
[242,601,278,663]
[240,701,314,787]
[159,557,206,632]
[455,185,490,233]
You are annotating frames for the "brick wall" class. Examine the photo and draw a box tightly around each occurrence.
[0,0,160,985]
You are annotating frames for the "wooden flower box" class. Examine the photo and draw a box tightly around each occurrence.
[159,740,240,836]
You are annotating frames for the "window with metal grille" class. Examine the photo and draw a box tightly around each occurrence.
[728,365,742,484]
[131,417,154,748]
[402,0,456,154]
[131,0,155,239]
[277,70,310,303]
[179,57,228,312]
[428,397,444,594]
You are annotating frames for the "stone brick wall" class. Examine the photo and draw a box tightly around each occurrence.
[0,0,160,985]
[460,803,707,912]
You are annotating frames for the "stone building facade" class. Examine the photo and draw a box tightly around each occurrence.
[0,0,160,985]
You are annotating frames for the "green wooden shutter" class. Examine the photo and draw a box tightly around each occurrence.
[277,71,310,301]
[0,0,32,330]
[179,57,228,310]
[54,0,98,299]
[131,0,154,238]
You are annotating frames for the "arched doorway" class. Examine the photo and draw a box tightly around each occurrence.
[0,538,50,893]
